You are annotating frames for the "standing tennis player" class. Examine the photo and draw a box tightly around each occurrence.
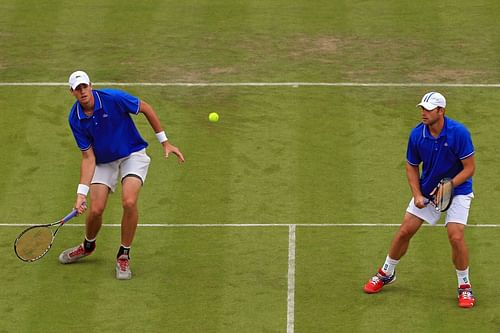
[363,92,476,308]
[60,70,185,280]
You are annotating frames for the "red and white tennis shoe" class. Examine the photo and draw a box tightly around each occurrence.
[116,254,132,280]
[363,268,396,293]
[458,284,476,308]
[58,244,94,264]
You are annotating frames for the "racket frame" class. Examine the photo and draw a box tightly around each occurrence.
[426,178,454,212]
[14,209,78,262]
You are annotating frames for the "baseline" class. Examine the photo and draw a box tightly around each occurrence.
[3,82,500,88]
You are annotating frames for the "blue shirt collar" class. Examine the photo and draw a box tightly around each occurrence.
[77,90,103,120]
[423,116,448,139]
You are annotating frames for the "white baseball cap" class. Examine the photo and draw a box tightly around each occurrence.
[417,92,446,110]
[68,70,90,90]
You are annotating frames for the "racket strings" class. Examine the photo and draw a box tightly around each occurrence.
[437,181,453,210]
[15,227,54,261]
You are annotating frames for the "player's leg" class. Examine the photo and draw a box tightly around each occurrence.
[445,193,475,308]
[363,195,441,294]
[82,163,117,253]
[59,162,118,264]
[58,184,111,264]
[363,212,423,293]
[120,175,142,248]
[83,183,111,251]
[115,176,142,280]
[447,222,475,308]
[388,212,424,260]
[116,149,151,280]
[446,222,468,271]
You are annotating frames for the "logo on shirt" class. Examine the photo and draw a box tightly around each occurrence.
[103,113,109,118]
[444,142,448,147]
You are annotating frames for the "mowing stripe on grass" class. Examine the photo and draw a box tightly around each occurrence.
[3,82,500,87]
[287,224,296,333]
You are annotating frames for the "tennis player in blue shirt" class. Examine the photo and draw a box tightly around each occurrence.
[59,70,185,280]
[363,92,476,308]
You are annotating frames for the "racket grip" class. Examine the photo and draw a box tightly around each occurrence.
[62,209,78,222]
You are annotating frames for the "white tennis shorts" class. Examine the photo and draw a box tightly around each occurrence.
[91,149,151,192]
[406,193,474,226]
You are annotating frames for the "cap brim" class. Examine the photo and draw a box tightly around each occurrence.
[417,102,438,111]
[70,79,90,90]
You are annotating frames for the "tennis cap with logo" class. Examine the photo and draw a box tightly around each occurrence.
[68,70,90,90]
[417,92,446,110]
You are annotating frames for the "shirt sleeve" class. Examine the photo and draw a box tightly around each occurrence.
[406,131,421,165]
[69,118,92,151]
[112,89,141,115]
[455,126,475,160]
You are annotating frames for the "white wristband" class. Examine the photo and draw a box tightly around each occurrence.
[155,131,168,143]
[77,184,90,196]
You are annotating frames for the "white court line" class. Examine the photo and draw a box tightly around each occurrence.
[3,82,500,87]
[287,225,296,333]
[2,223,500,227]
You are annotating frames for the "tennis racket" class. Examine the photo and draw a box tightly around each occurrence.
[14,209,79,262]
[425,178,454,212]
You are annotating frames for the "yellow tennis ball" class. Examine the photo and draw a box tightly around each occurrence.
[209,112,219,122]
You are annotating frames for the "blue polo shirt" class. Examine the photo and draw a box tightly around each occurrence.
[406,116,474,198]
[68,89,148,164]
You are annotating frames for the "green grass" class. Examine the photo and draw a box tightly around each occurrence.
[0,227,289,333]
[1,87,499,226]
[2,86,500,332]
[2,0,500,332]
[296,227,500,332]
[3,1,500,83]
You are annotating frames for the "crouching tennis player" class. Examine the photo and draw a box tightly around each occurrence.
[60,70,184,280]
[363,92,476,308]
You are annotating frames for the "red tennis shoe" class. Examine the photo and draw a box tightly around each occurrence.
[59,244,94,264]
[363,268,396,294]
[458,284,476,308]
[116,254,132,280]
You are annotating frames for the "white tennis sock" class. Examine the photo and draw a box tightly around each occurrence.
[457,267,470,286]
[381,255,399,276]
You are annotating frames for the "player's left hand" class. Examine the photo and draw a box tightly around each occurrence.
[163,141,185,163]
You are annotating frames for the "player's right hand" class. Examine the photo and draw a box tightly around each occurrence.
[414,196,427,209]
[75,194,88,215]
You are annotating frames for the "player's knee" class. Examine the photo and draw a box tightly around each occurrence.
[122,197,137,210]
[89,204,106,217]
[448,233,465,247]
[396,226,417,241]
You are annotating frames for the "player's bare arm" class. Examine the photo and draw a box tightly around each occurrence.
[74,147,96,214]
[451,155,475,188]
[406,162,426,208]
[139,101,185,163]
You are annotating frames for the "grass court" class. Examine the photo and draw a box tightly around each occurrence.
[1,1,500,332]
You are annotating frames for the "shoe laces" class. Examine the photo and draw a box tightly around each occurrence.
[459,289,473,299]
[117,255,129,271]
[370,275,382,285]
[459,285,474,299]
[461,291,473,299]
[69,245,85,257]
[376,271,392,283]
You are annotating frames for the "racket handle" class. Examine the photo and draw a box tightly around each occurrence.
[62,209,78,223]
[62,202,87,222]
